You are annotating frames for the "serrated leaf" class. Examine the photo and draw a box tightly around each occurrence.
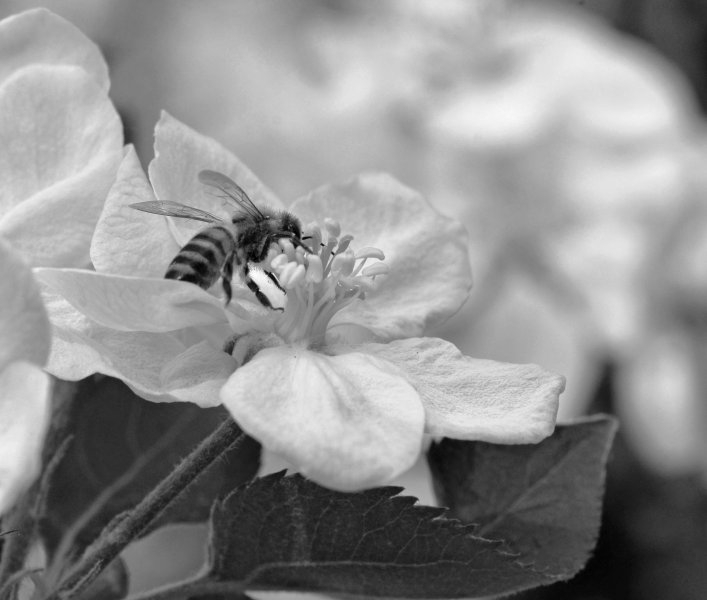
[39,376,260,560]
[427,415,618,578]
[197,472,558,598]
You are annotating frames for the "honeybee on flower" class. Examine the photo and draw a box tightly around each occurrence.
[36,113,564,491]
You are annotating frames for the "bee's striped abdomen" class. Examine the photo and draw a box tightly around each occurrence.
[165,225,235,290]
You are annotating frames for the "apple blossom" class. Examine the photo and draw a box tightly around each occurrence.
[37,113,564,491]
[0,239,51,514]
[0,8,123,267]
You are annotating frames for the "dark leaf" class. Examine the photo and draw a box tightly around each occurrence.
[198,471,557,598]
[39,376,260,560]
[427,415,618,578]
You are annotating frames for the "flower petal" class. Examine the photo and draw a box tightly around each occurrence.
[220,345,425,491]
[148,112,285,230]
[43,289,235,407]
[35,268,230,332]
[360,337,563,444]
[0,8,108,90]
[92,146,180,277]
[291,173,472,340]
[0,66,122,266]
[0,239,50,373]
[0,361,51,514]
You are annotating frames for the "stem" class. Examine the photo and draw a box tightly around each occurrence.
[48,418,245,600]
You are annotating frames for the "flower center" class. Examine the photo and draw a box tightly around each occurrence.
[267,218,388,347]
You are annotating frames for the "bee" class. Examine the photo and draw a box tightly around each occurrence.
[130,170,309,310]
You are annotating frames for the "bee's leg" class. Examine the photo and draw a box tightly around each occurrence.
[265,270,285,293]
[220,251,234,305]
[243,263,284,312]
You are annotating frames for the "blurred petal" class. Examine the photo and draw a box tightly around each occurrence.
[0,8,109,90]
[0,239,50,373]
[43,290,235,407]
[148,112,284,229]
[92,146,180,277]
[0,66,122,266]
[292,173,472,340]
[617,330,705,476]
[0,361,51,514]
[35,268,229,332]
[360,337,563,444]
[221,345,425,491]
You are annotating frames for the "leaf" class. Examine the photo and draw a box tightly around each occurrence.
[39,376,260,561]
[427,415,618,578]
[195,471,558,598]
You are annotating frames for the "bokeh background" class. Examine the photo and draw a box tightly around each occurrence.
[3,0,707,598]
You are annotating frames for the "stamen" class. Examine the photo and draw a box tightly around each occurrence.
[305,254,323,283]
[304,222,322,251]
[331,250,355,276]
[266,217,388,348]
[279,262,300,288]
[362,263,389,277]
[335,234,354,254]
[271,253,289,271]
[278,239,296,261]
[355,247,386,261]
[324,218,341,238]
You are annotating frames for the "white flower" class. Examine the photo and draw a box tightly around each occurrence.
[0,239,51,514]
[37,113,564,491]
[0,8,123,267]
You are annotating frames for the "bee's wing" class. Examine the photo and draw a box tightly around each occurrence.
[129,201,223,223]
[198,170,265,220]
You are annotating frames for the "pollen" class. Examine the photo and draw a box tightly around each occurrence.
[267,221,388,346]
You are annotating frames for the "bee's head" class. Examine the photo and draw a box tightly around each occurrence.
[279,212,302,240]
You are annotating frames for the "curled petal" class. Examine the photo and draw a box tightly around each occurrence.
[0,66,122,266]
[0,361,51,514]
[291,173,472,340]
[0,240,50,373]
[43,290,235,407]
[0,8,109,90]
[359,337,563,444]
[35,268,230,333]
[220,345,426,491]
[148,112,285,233]
[92,146,180,277]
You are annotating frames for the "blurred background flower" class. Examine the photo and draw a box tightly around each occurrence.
[3,0,707,597]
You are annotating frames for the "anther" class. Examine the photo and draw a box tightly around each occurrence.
[303,223,322,252]
[324,218,341,239]
[279,239,296,261]
[279,262,300,288]
[362,263,389,277]
[305,254,323,283]
[270,253,289,271]
[331,250,355,276]
[355,247,386,261]
[335,234,354,254]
